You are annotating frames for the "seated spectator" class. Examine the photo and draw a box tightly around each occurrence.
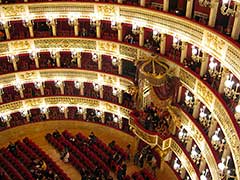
[108,140,116,148]
[88,131,96,144]
[53,129,61,139]
[7,141,17,154]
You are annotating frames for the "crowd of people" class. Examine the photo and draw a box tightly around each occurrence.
[136,103,171,136]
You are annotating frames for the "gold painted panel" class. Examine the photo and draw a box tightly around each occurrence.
[2,5,26,17]
[0,101,23,113]
[9,40,31,51]
[97,5,116,17]
[179,69,196,90]
[119,45,138,59]
[97,41,118,53]
[196,81,213,107]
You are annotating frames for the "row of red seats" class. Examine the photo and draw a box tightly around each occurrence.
[132,168,157,180]
[0,166,11,180]
[22,137,70,180]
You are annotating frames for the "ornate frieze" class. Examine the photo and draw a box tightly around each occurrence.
[179,69,196,90]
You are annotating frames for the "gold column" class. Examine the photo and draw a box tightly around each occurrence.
[200,52,209,77]
[3,22,11,40]
[177,86,183,103]
[118,59,122,75]
[98,54,102,71]
[139,27,145,47]
[140,0,145,7]
[100,85,103,99]
[207,119,217,138]
[83,109,87,120]
[118,23,123,42]
[218,67,229,94]
[77,52,81,68]
[160,33,166,55]
[101,112,105,124]
[34,57,40,68]
[163,0,169,11]
[185,0,194,18]
[55,52,61,67]
[208,0,219,27]
[180,169,186,179]
[96,20,101,38]
[64,108,68,119]
[118,90,123,104]
[117,0,123,3]
[52,23,57,36]
[186,137,193,152]
[80,84,84,96]
[231,5,240,40]
[180,42,188,63]
[192,99,201,119]
[74,20,79,37]
[199,159,206,173]
[60,82,64,95]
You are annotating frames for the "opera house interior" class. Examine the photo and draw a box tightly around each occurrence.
[0,0,240,179]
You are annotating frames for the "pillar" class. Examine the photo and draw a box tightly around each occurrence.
[218,68,229,94]
[40,84,44,96]
[160,34,166,55]
[119,116,123,129]
[118,23,123,41]
[208,118,217,138]
[100,85,103,99]
[139,27,145,47]
[25,112,30,122]
[76,52,81,68]
[180,42,188,63]
[118,90,123,104]
[231,6,240,40]
[55,52,61,67]
[163,0,169,11]
[51,23,57,36]
[0,92,3,103]
[200,52,209,77]
[34,57,40,68]
[208,1,219,27]
[177,86,183,103]
[74,20,79,36]
[192,99,201,119]
[180,169,186,179]
[199,159,206,173]
[117,0,122,3]
[140,0,145,7]
[186,138,193,152]
[96,20,101,38]
[83,110,87,120]
[45,111,49,120]
[27,21,34,38]
[19,88,24,99]
[12,59,18,71]
[185,0,194,18]
[101,112,105,124]
[60,83,64,95]
[3,22,11,40]
[98,54,102,70]
[80,84,84,96]
[118,59,122,75]
[64,108,68,119]
[221,144,230,160]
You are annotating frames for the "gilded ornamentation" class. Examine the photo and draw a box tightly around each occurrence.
[179,69,196,90]
[18,71,38,81]
[202,31,227,58]
[0,43,9,55]
[2,5,25,17]
[9,40,31,51]
[97,5,116,17]
[25,98,43,107]
[97,41,118,53]
[34,39,96,50]
[0,101,23,113]
[196,81,213,107]
[119,45,137,59]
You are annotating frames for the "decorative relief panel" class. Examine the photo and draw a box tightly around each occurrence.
[28,4,94,15]
[0,101,23,113]
[97,41,118,53]
[0,43,8,55]
[9,40,31,52]
[97,5,116,17]
[134,127,157,145]
[179,69,196,90]
[1,5,26,17]
[226,45,240,80]
[119,45,138,59]
[25,98,44,107]
[34,39,96,50]
[196,81,213,107]
[202,31,228,59]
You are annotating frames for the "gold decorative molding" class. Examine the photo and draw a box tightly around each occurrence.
[1,5,26,17]
[97,5,117,17]
[119,45,138,59]
[9,40,31,52]
[196,81,214,108]
[97,41,118,53]
[179,69,196,90]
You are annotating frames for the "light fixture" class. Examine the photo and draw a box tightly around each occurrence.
[113,115,119,123]
[221,0,239,16]
[90,15,97,27]
[111,20,118,31]
[235,104,240,123]
[172,36,182,50]
[29,49,40,60]
[20,109,29,117]
[68,13,80,26]
[22,16,34,27]
[191,45,203,63]
[211,128,226,152]
[7,54,19,63]
[13,79,24,92]
[93,83,100,92]
[0,84,4,96]
[92,52,98,62]
[132,22,141,35]
[152,29,161,42]
[40,105,49,114]
[200,169,209,180]
[198,0,212,7]
[208,57,222,80]
[112,87,119,96]
[74,80,81,89]
[45,14,57,27]
[0,20,11,28]
[173,158,182,173]
[77,106,83,114]
[54,80,64,88]
[184,90,194,108]
[178,126,188,143]
[58,105,66,113]
[111,56,119,66]
[199,106,212,129]
[0,113,12,123]
[224,74,239,100]
[50,49,60,60]
[34,80,43,89]
[96,110,102,117]
[218,156,231,179]
[190,144,202,165]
